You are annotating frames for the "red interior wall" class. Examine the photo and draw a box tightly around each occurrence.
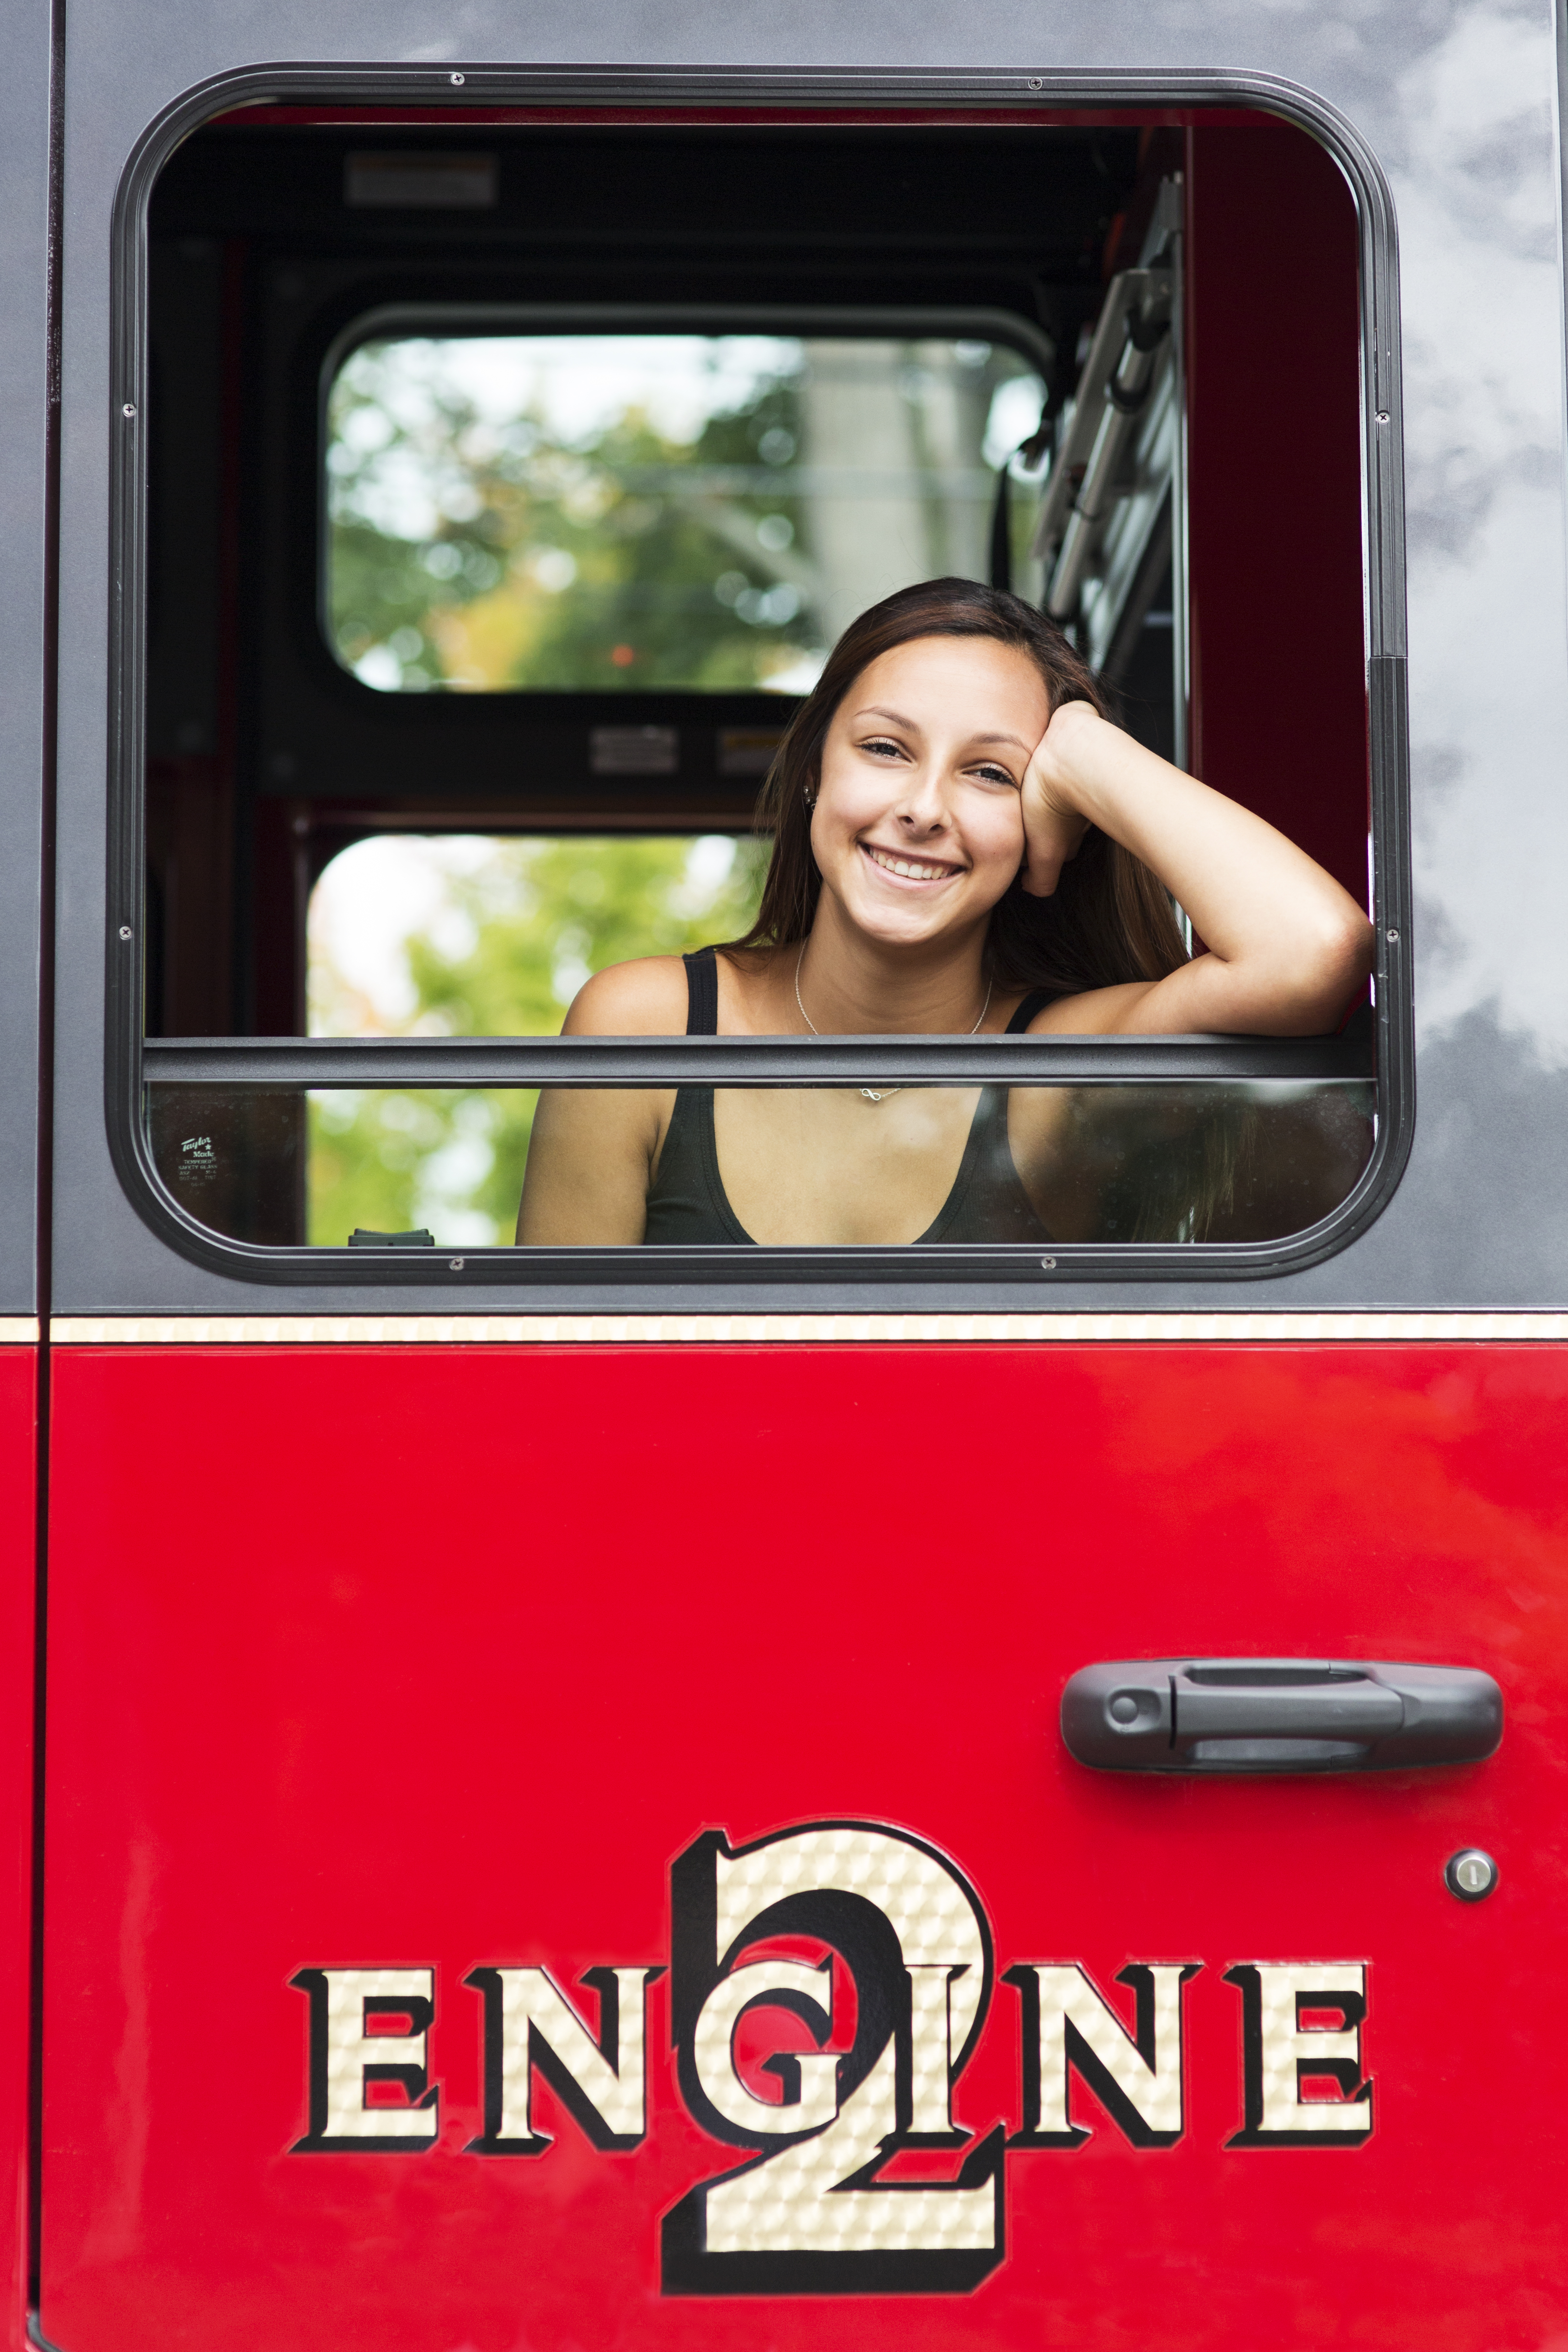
[1185,123,1369,906]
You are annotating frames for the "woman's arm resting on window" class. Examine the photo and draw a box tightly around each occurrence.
[1021,703,1375,1036]
[514,957,687,1246]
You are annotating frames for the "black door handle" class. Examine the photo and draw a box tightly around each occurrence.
[1061,1661,1503,1772]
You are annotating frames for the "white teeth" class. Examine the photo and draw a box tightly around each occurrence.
[866,845,950,882]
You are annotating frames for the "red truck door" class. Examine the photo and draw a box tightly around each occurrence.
[37,1332,1565,2350]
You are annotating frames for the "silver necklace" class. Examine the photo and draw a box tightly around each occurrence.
[793,942,993,1104]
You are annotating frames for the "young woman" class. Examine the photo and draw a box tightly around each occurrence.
[516,578,1373,1248]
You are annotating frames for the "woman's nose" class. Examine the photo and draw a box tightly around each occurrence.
[893,765,950,832]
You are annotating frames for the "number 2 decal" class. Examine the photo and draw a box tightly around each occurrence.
[662,1821,1006,2295]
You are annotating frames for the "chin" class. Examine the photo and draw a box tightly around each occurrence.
[847,871,1000,941]
[851,902,953,948]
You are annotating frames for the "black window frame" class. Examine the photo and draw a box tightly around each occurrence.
[108,64,1410,1291]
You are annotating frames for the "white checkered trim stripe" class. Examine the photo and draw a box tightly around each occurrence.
[46,1313,1568,1345]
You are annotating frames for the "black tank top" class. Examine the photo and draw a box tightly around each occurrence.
[643,947,1057,1246]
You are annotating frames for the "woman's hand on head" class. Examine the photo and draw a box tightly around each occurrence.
[1019,698,1107,897]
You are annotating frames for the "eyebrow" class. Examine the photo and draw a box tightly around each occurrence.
[853,706,1031,755]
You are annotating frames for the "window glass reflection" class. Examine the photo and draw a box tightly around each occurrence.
[145,1081,1374,1254]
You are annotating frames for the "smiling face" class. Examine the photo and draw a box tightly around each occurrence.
[809,635,1050,952]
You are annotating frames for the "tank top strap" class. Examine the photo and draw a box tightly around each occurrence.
[682,945,719,1035]
[1005,987,1056,1035]
[647,949,748,1244]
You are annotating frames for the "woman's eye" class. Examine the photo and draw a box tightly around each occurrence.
[861,736,905,760]
[971,763,1017,788]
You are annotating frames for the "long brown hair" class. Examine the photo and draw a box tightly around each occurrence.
[730,577,1188,997]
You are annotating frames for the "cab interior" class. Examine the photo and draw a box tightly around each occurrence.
[140,105,1374,1253]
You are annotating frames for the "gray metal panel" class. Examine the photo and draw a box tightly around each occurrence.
[0,0,53,1315]
[51,0,1568,1312]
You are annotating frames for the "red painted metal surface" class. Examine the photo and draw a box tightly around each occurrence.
[41,1343,1568,2349]
[0,1352,35,2352]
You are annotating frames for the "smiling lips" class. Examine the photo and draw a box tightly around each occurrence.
[861,842,962,885]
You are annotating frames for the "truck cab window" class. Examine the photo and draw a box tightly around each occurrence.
[325,332,1049,696]
[131,108,1392,1279]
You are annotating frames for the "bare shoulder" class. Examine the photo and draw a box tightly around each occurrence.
[562,954,691,1036]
